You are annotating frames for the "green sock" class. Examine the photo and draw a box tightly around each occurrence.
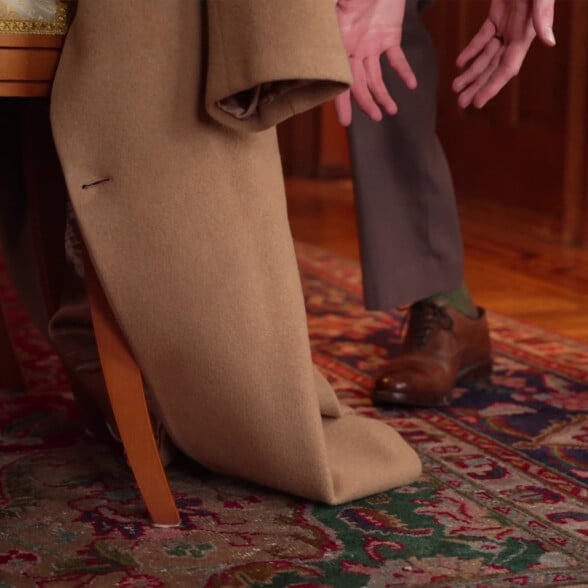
[429,283,478,319]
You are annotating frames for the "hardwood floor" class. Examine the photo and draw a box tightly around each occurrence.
[286,178,588,343]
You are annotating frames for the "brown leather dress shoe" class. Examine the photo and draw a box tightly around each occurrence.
[373,300,492,406]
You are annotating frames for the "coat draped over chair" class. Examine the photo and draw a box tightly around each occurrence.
[5,0,422,504]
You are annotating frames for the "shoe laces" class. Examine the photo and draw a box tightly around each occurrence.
[403,300,454,348]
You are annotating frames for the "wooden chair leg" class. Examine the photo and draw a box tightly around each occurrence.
[0,304,25,390]
[83,253,180,527]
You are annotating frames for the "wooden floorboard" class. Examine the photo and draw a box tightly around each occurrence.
[286,178,588,343]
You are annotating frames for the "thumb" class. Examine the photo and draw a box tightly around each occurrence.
[533,0,556,46]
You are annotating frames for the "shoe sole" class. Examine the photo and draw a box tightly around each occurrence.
[373,356,493,408]
[457,356,493,385]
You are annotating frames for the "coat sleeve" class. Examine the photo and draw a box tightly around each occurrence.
[205,0,351,132]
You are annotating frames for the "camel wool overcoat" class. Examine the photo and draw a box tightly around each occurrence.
[48,0,422,504]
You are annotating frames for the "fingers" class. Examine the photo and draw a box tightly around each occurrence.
[455,36,533,109]
[458,53,500,108]
[453,36,503,94]
[338,57,393,125]
[365,56,398,116]
[386,47,418,91]
[454,0,556,110]
[471,38,533,107]
[349,48,416,122]
[344,52,417,124]
[532,0,556,46]
[349,58,383,122]
[334,91,352,126]
[456,19,497,69]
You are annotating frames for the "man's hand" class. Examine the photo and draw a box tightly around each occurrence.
[453,0,556,109]
[334,0,417,126]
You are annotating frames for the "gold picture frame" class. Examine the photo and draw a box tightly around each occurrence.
[0,1,70,35]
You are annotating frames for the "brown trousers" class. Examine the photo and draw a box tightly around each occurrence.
[349,0,464,310]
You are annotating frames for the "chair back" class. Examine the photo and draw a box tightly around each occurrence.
[0,0,70,97]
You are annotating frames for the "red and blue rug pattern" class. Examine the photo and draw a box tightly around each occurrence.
[1,243,587,587]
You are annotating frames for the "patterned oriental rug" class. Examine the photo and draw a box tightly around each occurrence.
[1,243,588,588]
